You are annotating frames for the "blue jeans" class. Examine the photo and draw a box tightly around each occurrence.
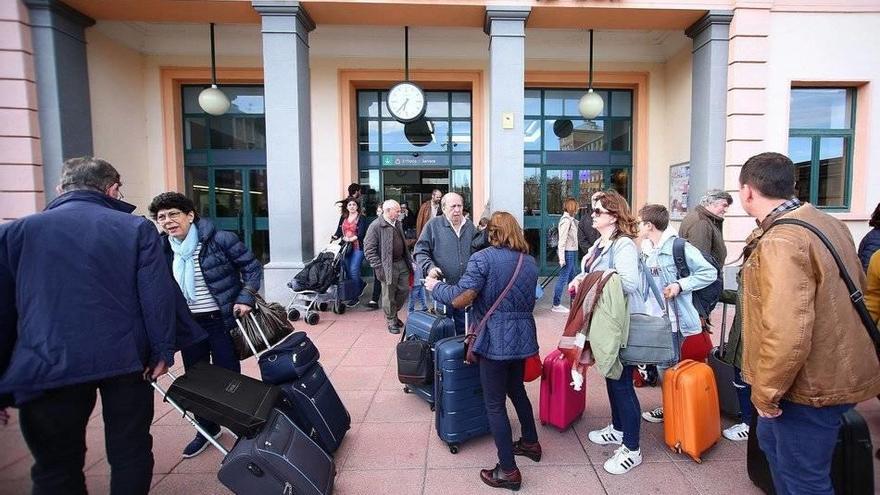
[408,284,427,311]
[479,357,539,471]
[181,311,241,431]
[344,248,366,303]
[757,400,853,495]
[733,367,752,425]
[552,250,578,306]
[606,365,641,450]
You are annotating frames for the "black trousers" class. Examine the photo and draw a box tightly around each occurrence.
[19,372,155,495]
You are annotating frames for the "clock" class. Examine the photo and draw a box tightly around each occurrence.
[386,82,426,123]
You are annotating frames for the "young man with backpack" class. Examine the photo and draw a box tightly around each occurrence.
[635,204,718,423]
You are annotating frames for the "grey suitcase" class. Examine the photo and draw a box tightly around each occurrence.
[709,303,741,418]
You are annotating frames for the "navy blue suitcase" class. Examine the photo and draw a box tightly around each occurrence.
[277,363,351,455]
[434,334,491,453]
[258,331,320,385]
[402,308,459,406]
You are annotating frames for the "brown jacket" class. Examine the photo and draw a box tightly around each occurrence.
[741,204,880,414]
[679,205,727,265]
[415,200,440,240]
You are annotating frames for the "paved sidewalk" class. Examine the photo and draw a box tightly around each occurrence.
[1,293,878,494]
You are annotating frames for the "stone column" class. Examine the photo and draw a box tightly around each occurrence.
[252,0,315,302]
[484,6,530,225]
[23,0,94,201]
[685,11,733,208]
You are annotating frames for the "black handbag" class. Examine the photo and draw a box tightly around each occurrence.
[396,330,432,385]
[619,259,681,367]
[230,291,294,360]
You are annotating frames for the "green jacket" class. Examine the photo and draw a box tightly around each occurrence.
[587,275,630,380]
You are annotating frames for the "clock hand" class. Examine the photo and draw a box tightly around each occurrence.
[397,98,409,113]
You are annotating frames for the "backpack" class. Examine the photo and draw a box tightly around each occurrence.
[672,238,722,318]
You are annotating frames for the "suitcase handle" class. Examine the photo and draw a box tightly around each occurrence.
[149,373,230,456]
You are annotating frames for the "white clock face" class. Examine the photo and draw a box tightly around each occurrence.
[387,82,426,123]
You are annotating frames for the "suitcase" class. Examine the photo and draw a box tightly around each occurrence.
[277,363,351,455]
[166,361,280,438]
[662,359,721,462]
[709,303,741,418]
[402,305,459,405]
[434,333,491,453]
[256,331,320,385]
[152,376,335,495]
[539,349,586,431]
[747,407,874,494]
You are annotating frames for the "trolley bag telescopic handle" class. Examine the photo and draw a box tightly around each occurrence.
[235,312,274,359]
[149,372,229,456]
[718,303,729,359]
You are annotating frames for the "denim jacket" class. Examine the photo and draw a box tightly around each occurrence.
[640,229,717,336]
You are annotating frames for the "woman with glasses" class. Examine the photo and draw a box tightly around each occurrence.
[569,189,646,475]
[148,192,262,459]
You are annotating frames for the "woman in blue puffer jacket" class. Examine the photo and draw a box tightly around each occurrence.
[149,192,262,459]
[425,211,539,492]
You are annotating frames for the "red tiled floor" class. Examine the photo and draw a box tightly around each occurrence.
[343,422,431,470]
[334,467,424,495]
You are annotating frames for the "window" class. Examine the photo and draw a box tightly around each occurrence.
[788,88,855,209]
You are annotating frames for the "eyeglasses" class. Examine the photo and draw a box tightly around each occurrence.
[592,208,608,216]
[156,210,185,222]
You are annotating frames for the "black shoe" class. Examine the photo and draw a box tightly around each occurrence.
[512,439,542,462]
[387,323,401,334]
[182,427,222,458]
[479,464,521,491]
[367,301,379,310]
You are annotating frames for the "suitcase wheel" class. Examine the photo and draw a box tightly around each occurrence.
[306,312,320,325]
[287,309,300,322]
[333,302,346,314]
[430,404,435,412]
[448,444,459,454]
[403,386,410,394]
[318,302,329,312]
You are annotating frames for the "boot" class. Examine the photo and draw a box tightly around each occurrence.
[512,439,542,462]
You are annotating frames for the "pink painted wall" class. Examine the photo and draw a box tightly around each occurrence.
[0,0,43,221]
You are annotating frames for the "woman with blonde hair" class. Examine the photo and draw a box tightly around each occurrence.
[569,189,647,475]
[551,197,580,313]
[425,211,540,491]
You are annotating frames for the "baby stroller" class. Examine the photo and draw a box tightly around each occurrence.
[286,240,351,325]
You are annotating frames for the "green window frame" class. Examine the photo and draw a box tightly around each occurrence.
[788,87,856,211]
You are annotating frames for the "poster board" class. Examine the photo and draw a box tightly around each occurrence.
[669,162,690,221]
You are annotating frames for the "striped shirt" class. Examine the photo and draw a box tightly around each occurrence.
[188,242,221,313]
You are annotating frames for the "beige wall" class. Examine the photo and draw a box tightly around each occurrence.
[662,44,693,221]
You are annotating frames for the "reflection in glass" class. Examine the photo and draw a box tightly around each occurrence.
[250,169,268,217]
[545,90,606,117]
[214,169,243,218]
[545,228,559,265]
[185,118,207,150]
[451,92,471,118]
[425,93,449,119]
[525,90,541,116]
[184,86,265,115]
[818,137,847,207]
[382,120,449,152]
[790,89,851,130]
[209,117,265,150]
[360,169,381,217]
[789,136,813,203]
[546,170,574,215]
[251,230,270,265]
[609,120,631,151]
[451,169,472,213]
[186,167,210,218]
[524,120,542,151]
[524,168,541,216]
[544,120,604,151]
[358,91,379,118]
[579,170,604,208]
[358,119,379,152]
[450,121,471,152]
[611,91,632,117]
[610,168,630,200]
[525,228,540,258]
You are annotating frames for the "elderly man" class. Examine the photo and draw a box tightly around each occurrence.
[0,157,204,495]
[414,192,485,331]
[679,189,733,267]
[738,152,880,494]
[416,188,443,239]
[364,199,413,334]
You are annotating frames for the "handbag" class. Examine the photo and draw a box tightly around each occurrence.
[230,290,294,360]
[396,330,432,385]
[523,353,543,382]
[619,259,681,367]
[464,252,525,364]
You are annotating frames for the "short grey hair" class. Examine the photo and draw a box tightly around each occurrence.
[700,189,733,207]
[441,192,463,209]
[382,199,400,211]
[59,156,120,193]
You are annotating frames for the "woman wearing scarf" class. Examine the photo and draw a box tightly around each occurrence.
[148,192,262,459]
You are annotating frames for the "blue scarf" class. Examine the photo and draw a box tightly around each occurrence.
[169,223,199,304]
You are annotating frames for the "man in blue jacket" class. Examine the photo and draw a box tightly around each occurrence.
[0,157,203,495]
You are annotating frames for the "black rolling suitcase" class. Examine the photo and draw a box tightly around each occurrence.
[747,407,874,494]
[708,302,741,418]
[152,377,335,495]
[400,303,459,407]
[277,363,351,455]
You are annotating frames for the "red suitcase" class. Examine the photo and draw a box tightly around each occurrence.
[539,350,586,431]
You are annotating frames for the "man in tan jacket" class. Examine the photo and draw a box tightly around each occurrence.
[738,152,880,494]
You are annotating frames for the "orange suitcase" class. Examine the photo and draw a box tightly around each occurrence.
[662,359,721,462]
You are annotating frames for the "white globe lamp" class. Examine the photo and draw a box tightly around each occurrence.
[199,84,230,116]
[579,89,604,119]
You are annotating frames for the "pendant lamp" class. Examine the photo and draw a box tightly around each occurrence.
[579,29,604,119]
[198,23,231,116]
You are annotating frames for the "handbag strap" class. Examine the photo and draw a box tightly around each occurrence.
[764,218,880,356]
[470,252,525,339]
[638,257,667,313]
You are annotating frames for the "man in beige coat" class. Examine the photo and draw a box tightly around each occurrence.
[738,152,880,494]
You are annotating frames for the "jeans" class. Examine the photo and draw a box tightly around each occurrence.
[479,357,539,471]
[408,284,427,312]
[344,248,366,303]
[733,367,752,425]
[606,365,641,450]
[757,400,852,495]
[552,250,578,306]
[182,311,241,431]
[19,372,154,495]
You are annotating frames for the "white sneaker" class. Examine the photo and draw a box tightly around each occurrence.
[588,424,623,445]
[603,445,643,475]
[722,422,750,441]
[641,407,664,423]
[551,305,570,314]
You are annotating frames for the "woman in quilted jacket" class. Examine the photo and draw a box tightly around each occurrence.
[425,211,539,492]
[148,192,262,459]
